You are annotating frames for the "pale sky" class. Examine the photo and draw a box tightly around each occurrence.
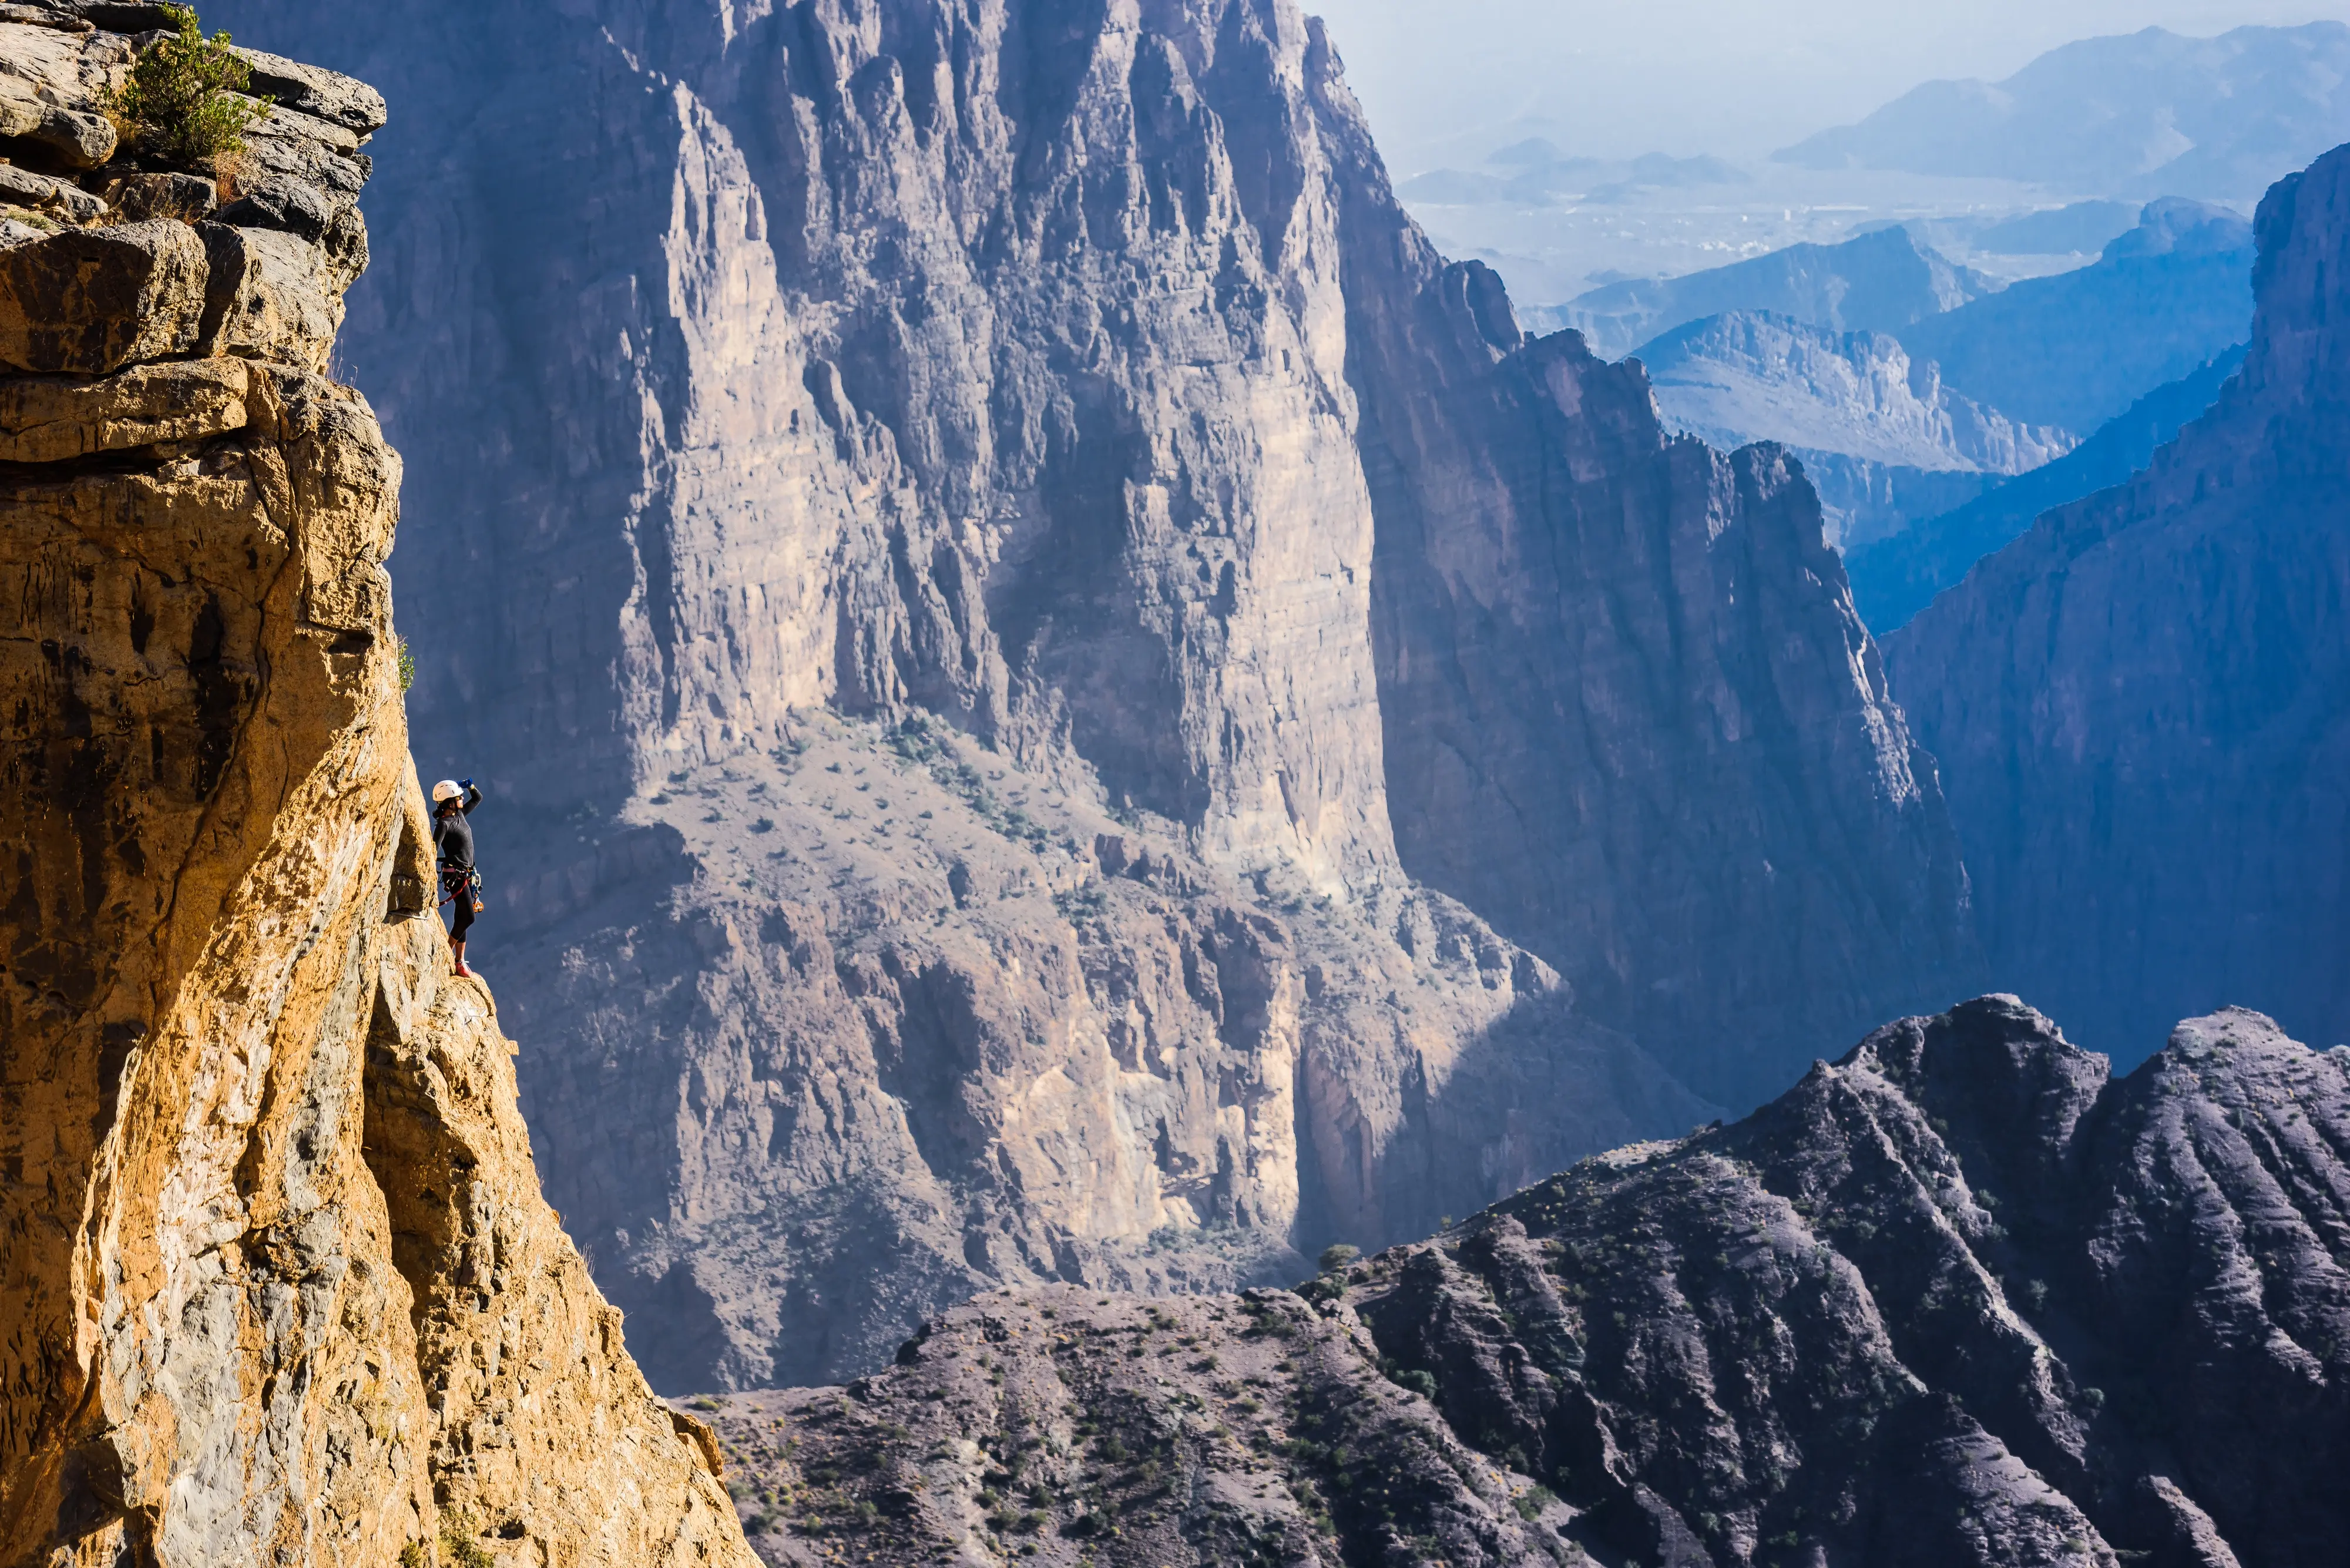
[1307,0,2350,169]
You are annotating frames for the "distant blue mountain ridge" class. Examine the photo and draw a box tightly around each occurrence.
[1969,200,2141,257]
[1776,23,2350,203]
[1633,311,2079,550]
[1895,199,2254,432]
[1576,202,2253,559]
[1560,226,1993,361]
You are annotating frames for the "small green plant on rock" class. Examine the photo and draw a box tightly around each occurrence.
[436,1510,496,1568]
[103,5,272,169]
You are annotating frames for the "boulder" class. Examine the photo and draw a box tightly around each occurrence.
[0,6,93,32]
[236,99,370,203]
[214,173,334,241]
[0,75,113,166]
[53,0,180,29]
[198,222,340,370]
[0,218,206,372]
[0,357,250,462]
[102,170,218,223]
[0,159,104,220]
[231,45,387,135]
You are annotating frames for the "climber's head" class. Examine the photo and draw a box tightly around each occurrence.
[432,779,463,814]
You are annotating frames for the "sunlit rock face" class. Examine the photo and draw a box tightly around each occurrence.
[209,0,1970,1386]
[0,11,750,1563]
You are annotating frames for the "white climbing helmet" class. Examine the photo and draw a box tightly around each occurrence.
[431,779,462,804]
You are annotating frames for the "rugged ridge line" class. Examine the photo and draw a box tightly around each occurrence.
[690,997,2350,1568]
[0,14,753,1566]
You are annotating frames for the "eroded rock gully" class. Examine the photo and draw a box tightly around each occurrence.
[694,998,2350,1568]
[0,15,751,1566]
[195,0,1977,1388]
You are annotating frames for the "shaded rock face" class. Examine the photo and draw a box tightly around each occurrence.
[1888,145,2350,1064]
[1331,266,1975,1104]
[731,997,2350,1568]
[206,0,1970,1384]
[0,15,751,1567]
[1845,345,2244,634]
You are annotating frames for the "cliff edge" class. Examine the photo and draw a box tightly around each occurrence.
[0,8,755,1565]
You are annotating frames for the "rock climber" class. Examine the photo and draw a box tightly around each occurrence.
[431,777,484,977]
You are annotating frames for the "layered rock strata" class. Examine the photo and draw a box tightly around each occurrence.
[209,0,1972,1384]
[1889,144,2350,1062]
[0,15,750,1565]
[704,996,2350,1568]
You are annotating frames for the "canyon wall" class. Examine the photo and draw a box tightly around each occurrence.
[0,11,749,1564]
[207,0,1975,1386]
[1889,143,2350,1062]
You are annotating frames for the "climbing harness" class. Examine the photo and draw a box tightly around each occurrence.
[439,865,484,914]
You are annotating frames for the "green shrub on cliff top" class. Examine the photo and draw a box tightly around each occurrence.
[104,5,271,169]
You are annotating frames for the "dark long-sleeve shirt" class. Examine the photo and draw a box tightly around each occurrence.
[432,783,482,870]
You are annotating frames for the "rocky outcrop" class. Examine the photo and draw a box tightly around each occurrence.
[207,0,1972,1385]
[1637,310,2079,548]
[724,996,2350,1568]
[1888,145,2350,1062]
[0,14,750,1566]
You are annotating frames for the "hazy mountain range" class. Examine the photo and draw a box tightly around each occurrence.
[1778,23,2350,203]
[1898,198,2255,431]
[1562,226,1992,361]
[11,0,2350,1561]
[1567,202,2253,556]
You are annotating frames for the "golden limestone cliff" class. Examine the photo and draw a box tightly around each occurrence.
[0,9,756,1566]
